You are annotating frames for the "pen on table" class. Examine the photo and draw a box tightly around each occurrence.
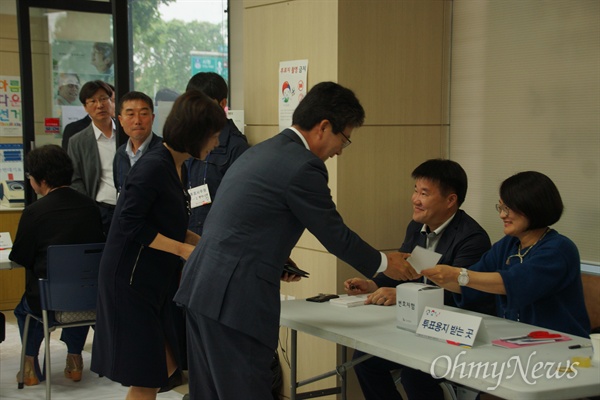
[568,344,592,349]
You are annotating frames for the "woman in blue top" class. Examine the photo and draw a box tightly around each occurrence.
[423,171,590,338]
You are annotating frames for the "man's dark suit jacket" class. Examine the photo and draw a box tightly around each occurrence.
[185,119,249,235]
[113,133,163,193]
[62,115,91,151]
[175,129,383,350]
[373,209,495,315]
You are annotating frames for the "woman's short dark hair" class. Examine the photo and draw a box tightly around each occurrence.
[500,171,564,230]
[292,81,365,134]
[412,159,468,206]
[26,144,73,188]
[162,90,227,158]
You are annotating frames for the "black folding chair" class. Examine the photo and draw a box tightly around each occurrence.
[17,242,104,400]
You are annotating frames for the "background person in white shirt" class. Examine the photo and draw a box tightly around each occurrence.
[67,80,117,235]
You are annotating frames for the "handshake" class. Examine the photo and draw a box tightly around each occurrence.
[383,252,421,281]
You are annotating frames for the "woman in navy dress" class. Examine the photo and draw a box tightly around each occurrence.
[91,90,226,399]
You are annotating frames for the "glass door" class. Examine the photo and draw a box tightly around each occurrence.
[17,0,124,204]
[28,8,114,148]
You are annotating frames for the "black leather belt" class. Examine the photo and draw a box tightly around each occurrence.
[96,201,116,210]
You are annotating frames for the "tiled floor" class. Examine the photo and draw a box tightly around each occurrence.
[0,310,188,400]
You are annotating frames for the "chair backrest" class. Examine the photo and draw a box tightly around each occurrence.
[39,243,105,312]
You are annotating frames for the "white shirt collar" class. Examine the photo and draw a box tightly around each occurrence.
[420,212,457,238]
[126,132,154,158]
[288,127,309,150]
[92,119,116,141]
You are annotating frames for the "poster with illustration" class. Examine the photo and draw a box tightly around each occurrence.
[278,60,308,131]
[51,40,114,118]
[0,76,22,137]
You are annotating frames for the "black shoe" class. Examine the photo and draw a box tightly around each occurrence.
[158,369,185,393]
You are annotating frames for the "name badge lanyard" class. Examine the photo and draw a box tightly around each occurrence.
[188,154,212,208]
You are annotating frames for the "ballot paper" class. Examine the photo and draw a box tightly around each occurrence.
[406,246,442,273]
[329,294,369,307]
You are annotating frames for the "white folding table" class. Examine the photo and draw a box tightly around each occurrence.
[280,299,600,400]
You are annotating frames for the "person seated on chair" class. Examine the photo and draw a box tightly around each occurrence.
[344,159,495,400]
[423,171,591,338]
[10,145,105,386]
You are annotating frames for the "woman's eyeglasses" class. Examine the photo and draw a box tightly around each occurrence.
[495,203,510,216]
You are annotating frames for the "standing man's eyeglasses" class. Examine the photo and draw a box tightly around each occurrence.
[338,131,352,149]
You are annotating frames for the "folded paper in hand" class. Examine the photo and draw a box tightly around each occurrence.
[406,246,443,273]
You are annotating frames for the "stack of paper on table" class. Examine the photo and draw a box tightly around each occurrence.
[329,294,369,307]
[492,335,571,348]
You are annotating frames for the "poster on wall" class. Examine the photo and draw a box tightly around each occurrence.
[0,143,24,181]
[0,76,22,137]
[278,60,308,131]
[51,40,113,120]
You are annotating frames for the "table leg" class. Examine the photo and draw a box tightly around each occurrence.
[291,329,298,400]
[341,345,347,400]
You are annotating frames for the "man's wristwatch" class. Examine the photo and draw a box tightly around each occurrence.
[457,268,469,286]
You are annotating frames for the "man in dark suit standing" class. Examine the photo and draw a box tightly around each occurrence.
[113,91,162,195]
[184,72,249,235]
[344,158,493,400]
[174,82,413,400]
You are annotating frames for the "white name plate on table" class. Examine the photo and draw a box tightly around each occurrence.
[416,307,485,348]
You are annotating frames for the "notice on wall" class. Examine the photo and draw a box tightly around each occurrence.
[51,40,114,118]
[0,76,22,137]
[278,60,308,132]
[0,143,24,181]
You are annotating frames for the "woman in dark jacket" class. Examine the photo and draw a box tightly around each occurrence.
[91,90,226,400]
[11,145,104,386]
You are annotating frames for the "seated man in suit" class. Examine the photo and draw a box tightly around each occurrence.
[113,91,162,196]
[345,158,494,400]
[67,80,117,235]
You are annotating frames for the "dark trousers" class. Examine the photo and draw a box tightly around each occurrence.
[185,309,273,400]
[14,295,90,380]
[96,202,114,236]
[353,350,444,400]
